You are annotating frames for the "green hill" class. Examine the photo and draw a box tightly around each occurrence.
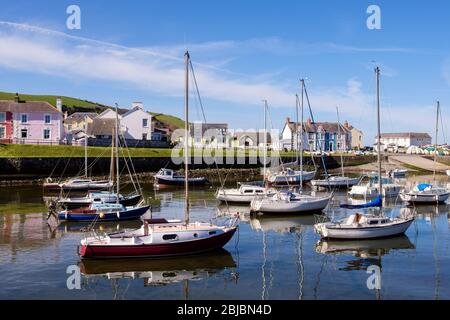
[0,91,184,131]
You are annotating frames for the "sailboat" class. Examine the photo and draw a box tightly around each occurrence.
[215,100,276,203]
[311,107,360,189]
[250,80,332,214]
[266,89,316,186]
[79,51,238,259]
[57,104,150,222]
[314,67,415,239]
[43,122,113,191]
[400,102,450,204]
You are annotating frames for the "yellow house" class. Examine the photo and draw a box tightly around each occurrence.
[64,112,98,133]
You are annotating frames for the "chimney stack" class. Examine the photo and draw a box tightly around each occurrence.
[14,93,19,103]
[344,120,349,129]
[56,98,62,112]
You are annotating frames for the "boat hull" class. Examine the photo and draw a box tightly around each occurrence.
[59,194,142,210]
[251,196,331,214]
[79,227,237,259]
[58,205,150,222]
[267,171,316,185]
[311,177,360,188]
[400,192,450,204]
[315,219,414,239]
[155,176,208,186]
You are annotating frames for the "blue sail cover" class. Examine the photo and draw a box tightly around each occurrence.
[340,195,382,209]
[416,184,432,191]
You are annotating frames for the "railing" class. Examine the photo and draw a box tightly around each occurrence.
[11,138,63,145]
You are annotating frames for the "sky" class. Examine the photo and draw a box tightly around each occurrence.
[0,0,449,145]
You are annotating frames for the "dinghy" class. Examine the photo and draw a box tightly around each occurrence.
[388,168,407,178]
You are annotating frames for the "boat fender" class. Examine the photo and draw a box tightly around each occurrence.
[117,212,120,218]
[99,212,105,219]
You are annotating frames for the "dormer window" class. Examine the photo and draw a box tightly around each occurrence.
[21,114,28,123]
[44,114,51,124]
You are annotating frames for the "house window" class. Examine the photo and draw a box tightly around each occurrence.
[21,129,28,139]
[142,133,148,140]
[21,114,28,123]
[0,112,5,122]
[43,129,51,140]
[142,118,148,127]
[44,114,51,124]
[0,127,5,138]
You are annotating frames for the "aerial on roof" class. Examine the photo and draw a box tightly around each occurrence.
[0,100,61,113]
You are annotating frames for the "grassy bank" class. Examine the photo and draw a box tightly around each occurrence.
[0,144,378,160]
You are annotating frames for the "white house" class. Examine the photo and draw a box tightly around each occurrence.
[92,103,153,140]
[121,102,152,140]
[375,132,432,149]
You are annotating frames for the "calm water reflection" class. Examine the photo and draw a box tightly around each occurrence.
[0,175,449,299]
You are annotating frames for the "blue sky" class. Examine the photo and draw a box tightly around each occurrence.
[0,0,449,144]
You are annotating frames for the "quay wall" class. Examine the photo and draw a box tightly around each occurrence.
[0,155,377,182]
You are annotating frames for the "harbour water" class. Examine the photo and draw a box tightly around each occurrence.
[0,174,449,300]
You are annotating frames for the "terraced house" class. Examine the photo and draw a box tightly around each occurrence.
[0,94,64,145]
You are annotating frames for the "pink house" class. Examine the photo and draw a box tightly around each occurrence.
[0,94,64,145]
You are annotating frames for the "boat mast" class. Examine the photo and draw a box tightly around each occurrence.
[184,51,190,224]
[375,66,382,197]
[434,101,440,179]
[295,94,299,168]
[115,103,120,203]
[300,79,305,188]
[263,100,267,180]
[336,106,344,177]
[84,115,88,177]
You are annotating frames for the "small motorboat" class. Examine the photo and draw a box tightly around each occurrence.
[388,169,407,178]
[314,213,415,239]
[58,202,150,222]
[154,169,208,187]
[250,190,331,214]
[266,168,316,186]
[349,175,401,198]
[58,191,142,209]
[446,169,450,176]
[311,175,361,189]
[79,217,238,259]
[215,184,276,203]
[400,183,450,204]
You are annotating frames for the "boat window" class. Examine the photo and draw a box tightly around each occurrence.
[193,233,198,238]
[255,190,263,193]
[162,234,178,240]
[368,220,379,225]
[209,231,217,235]
[244,190,253,193]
